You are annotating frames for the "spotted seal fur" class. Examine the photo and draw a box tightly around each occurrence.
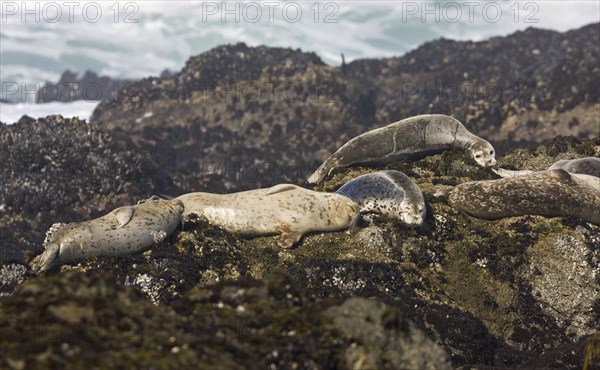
[33,196,184,272]
[176,184,360,248]
[449,170,600,225]
[336,170,426,226]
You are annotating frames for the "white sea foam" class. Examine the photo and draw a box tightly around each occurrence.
[0,101,99,124]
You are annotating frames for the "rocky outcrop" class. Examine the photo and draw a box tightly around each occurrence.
[0,115,176,265]
[0,118,597,368]
[91,43,368,192]
[345,23,600,147]
[36,70,135,103]
[90,24,599,193]
[0,23,599,370]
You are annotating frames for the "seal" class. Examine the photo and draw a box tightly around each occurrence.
[548,157,600,178]
[33,196,184,272]
[307,114,496,184]
[176,184,360,248]
[448,170,600,225]
[494,157,600,178]
[335,170,426,226]
[492,168,533,178]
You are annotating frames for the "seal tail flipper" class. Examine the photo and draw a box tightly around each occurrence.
[32,243,60,273]
[306,161,331,185]
[347,201,361,229]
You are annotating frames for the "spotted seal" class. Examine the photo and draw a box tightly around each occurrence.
[548,157,600,178]
[33,196,184,272]
[449,170,600,225]
[176,184,360,248]
[307,114,496,184]
[335,170,426,226]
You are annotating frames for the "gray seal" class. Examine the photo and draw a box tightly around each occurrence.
[494,157,600,178]
[449,170,600,225]
[336,170,426,226]
[33,196,184,272]
[176,184,360,248]
[307,114,496,184]
[548,157,600,178]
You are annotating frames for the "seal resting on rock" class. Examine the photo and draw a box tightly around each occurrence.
[548,157,600,178]
[336,170,426,226]
[307,114,496,184]
[492,168,533,178]
[449,170,600,225]
[33,196,184,272]
[494,157,600,178]
[176,184,360,248]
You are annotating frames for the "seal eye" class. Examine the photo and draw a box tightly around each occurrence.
[475,154,481,159]
[489,150,494,155]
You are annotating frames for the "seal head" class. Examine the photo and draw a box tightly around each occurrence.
[468,139,496,167]
[336,170,426,226]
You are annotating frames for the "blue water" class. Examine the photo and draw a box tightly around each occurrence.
[1,1,599,103]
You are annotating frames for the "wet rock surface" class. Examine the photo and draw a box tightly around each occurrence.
[1,24,599,370]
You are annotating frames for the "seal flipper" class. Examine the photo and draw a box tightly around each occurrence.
[277,224,302,248]
[549,169,574,184]
[32,243,60,273]
[266,184,300,195]
[112,207,135,228]
[151,230,169,244]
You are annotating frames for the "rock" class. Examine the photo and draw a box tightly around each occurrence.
[326,297,451,370]
[0,264,27,297]
[90,24,599,193]
[524,229,599,338]
[0,115,176,264]
[2,134,597,369]
[36,70,135,103]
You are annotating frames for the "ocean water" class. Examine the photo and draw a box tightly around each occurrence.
[0,0,598,121]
